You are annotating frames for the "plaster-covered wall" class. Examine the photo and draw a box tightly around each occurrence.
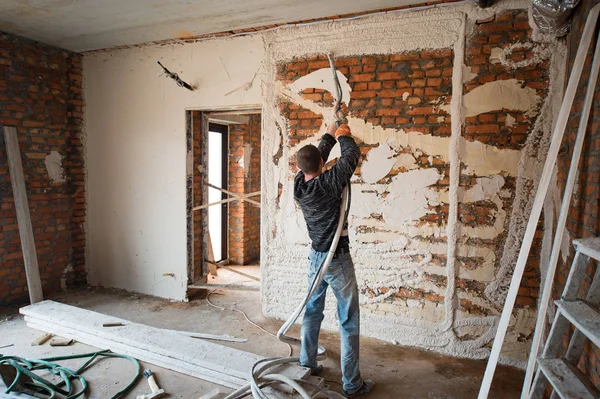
[84,37,263,300]
[260,0,565,365]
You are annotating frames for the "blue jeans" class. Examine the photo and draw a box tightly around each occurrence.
[299,248,363,394]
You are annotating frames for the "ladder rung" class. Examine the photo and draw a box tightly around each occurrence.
[556,300,600,348]
[537,358,598,399]
[574,237,600,262]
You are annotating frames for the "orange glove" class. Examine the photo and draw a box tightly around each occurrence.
[335,124,351,139]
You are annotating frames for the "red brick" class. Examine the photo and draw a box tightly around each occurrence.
[376,108,402,116]
[465,124,500,134]
[352,90,378,99]
[350,74,375,82]
[406,107,434,115]
[377,72,404,80]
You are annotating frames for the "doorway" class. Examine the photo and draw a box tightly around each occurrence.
[187,109,262,293]
[207,123,228,262]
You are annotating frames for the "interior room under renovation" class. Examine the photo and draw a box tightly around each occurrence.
[0,0,599,398]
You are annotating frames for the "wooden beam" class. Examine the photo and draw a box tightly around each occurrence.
[193,191,261,211]
[207,183,261,206]
[3,126,43,304]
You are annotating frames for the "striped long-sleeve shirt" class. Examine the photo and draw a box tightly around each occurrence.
[294,133,361,252]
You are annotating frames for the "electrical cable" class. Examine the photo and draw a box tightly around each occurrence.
[206,291,293,357]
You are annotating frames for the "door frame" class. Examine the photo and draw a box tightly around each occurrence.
[185,106,262,290]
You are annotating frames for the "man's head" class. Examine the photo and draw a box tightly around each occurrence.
[297,144,323,176]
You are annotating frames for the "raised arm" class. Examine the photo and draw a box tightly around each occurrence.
[317,121,338,163]
[320,124,360,197]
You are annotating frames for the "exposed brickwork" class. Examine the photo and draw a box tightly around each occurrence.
[275,11,550,317]
[228,115,261,265]
[0,32,85,305]
[464,9,550,310]
[554,0,600,389]
[191,111,203,282]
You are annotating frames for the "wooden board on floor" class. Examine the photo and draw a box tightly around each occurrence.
[21,300,305,395]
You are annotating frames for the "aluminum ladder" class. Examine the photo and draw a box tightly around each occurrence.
[529,237,600,399]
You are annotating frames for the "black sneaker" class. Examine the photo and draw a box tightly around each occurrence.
[343,379,375,397]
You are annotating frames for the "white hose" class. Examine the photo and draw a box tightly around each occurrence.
[225,186,350,399]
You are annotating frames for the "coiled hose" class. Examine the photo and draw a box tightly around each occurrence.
[0,350,141,399]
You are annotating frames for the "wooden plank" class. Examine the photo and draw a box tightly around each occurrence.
[480,5,600,399]
[574,238,600,262]
[537,358,597,399]
[20,301,261,379]
[193,192,261,211]
[521,32,600,398]
[31,332,52,346]
[207,183,261,206]
[188,283,259,292]
[2,126,43,304]
[24,318,245,388]
[555,300,600,348]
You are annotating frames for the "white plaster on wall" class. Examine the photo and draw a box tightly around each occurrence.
[238,143,254,176]
[360,142,396,183]
[45,151,66,183]
[84,35,264,301]
[505,113,516,127]
[290,68,351,105]
[260,0,560,366]
[441,78,540,117]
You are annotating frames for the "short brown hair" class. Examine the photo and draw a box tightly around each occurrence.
[297,145,322,174]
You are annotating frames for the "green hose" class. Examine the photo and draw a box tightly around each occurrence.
[0,349,141,399]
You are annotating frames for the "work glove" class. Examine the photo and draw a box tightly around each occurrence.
[335,124,351,139]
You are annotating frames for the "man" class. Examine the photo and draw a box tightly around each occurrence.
[294,119,374,397]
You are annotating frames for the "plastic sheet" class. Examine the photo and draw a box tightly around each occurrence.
[532,0,580,37]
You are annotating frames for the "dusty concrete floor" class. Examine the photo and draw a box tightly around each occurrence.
[0,287,524,398]
[207,265,260,288]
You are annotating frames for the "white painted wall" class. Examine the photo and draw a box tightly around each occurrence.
[84,36,263,300]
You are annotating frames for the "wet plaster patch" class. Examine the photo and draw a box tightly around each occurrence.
[45,151,65,183]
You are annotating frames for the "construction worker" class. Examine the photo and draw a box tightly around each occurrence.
[294,116,375,397]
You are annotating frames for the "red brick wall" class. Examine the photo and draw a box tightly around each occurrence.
[228,115,261,265]
[465,10,550,310]
[0,32,85,305]
[554,0,600,388]
[276,10,548,316]
[191,111,203,282]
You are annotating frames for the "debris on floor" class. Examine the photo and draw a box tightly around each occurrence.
[30,333,52,346]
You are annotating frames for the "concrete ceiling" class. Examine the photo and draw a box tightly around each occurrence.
[0,0,430,52]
